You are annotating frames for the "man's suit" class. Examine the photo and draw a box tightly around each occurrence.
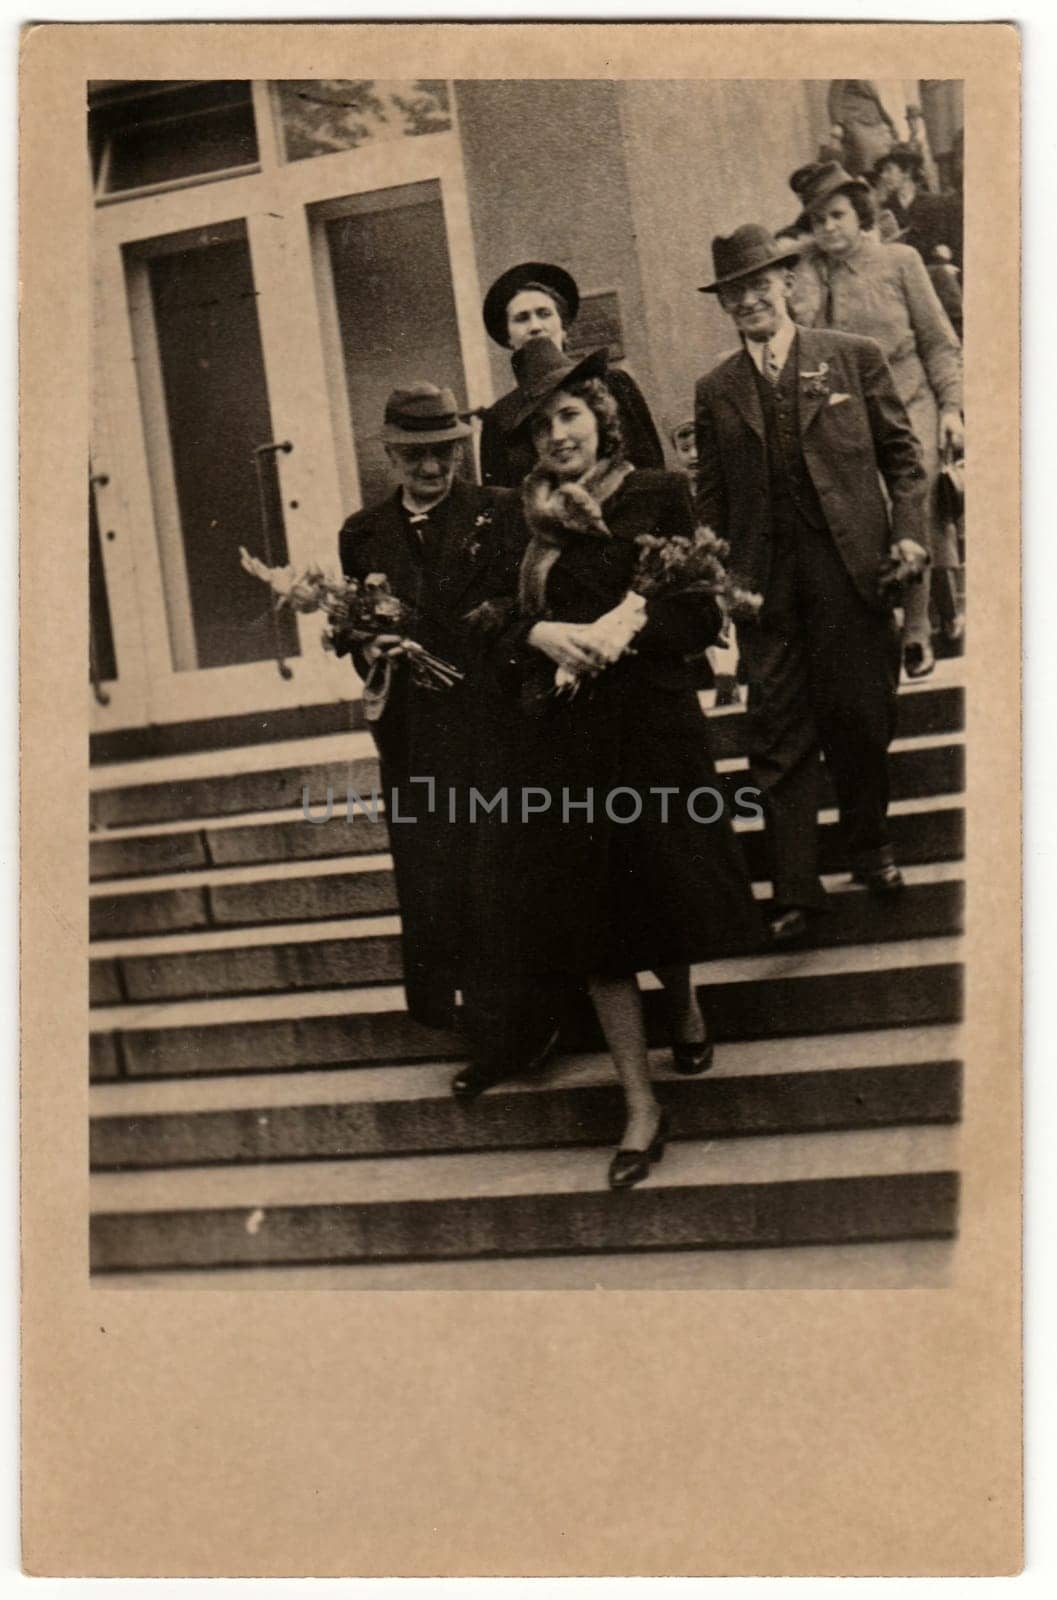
[338,476,546,1058]
[695,325,928,910]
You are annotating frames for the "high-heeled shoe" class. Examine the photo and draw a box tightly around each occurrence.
[671,1032,715,1076]
[608,1109,669,1190]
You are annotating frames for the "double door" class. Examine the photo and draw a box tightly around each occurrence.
[91,115,492,730]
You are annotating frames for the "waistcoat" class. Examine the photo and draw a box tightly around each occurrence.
[750,343,827,532]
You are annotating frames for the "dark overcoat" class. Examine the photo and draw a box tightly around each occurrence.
[479,365,665,489]
[694,327,927,610]
[338,478,526,1028]
[496,469,764,979]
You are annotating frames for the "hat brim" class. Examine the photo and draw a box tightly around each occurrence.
[698,250,803,294]
[503,346,609,434]
[483,261,581,347]
[378,418,472,445]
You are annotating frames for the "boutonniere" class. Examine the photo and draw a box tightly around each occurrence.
[800,360,831,398]
[464,508,494,562]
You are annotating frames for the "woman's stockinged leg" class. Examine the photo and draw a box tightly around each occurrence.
[652,962,707,1045]
[586,974,661,1150]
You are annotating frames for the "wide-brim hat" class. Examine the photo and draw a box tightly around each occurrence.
[502,337,608,433]
[698,224,803,294]
[871,142,926,181]
[482,261,580,347]
[789,160,871,217]
[377,382,472,444]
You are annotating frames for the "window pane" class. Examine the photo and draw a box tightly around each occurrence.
[276,80,451,163]
[94,82,258,194]
[134,226,299,671]
[321,182,468,509]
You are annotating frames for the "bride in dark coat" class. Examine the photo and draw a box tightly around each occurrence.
[492,338,763,1188]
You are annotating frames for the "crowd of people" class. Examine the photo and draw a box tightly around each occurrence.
[331,144,965,1191]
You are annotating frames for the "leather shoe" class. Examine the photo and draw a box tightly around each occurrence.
[671,1035,715,1076]
[608,1110,669,1190]
[450,1062,505,1103]
[851,863,906,894]
[769,907,810,946]
[903,642,935,679]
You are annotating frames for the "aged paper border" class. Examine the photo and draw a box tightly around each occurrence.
[20,22,1021,1577]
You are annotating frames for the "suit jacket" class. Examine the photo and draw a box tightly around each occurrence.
[479,365,665,488]
[694,326,927,610]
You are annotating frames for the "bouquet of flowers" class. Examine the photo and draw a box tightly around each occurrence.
[550,525,761,698]
[238,551,464,704]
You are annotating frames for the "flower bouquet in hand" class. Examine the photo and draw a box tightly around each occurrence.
[551,525,762,699]
[238,551,463,717]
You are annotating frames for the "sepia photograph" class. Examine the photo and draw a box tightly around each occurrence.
[84,72,970,1288]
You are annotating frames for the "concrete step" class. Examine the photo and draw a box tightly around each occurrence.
[88,938,964,1080]
[87,743,963,941]
[88,681,964,858]
[90,874,964,1006]
[90,1056,961,1171]
[89,1022,963,1114]
[89,1122,960,1274]
[92,1235,956,1290]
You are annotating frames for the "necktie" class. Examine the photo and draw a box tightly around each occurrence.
[764,342,782,386]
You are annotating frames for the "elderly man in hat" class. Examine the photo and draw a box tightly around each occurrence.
[336,382,559,1098]
[694,224,930,945]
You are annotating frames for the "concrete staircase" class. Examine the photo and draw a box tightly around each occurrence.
[88,663,965,1287]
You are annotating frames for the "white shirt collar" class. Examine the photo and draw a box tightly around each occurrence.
[744,317,796,377]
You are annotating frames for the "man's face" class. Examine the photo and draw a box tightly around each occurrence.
[506,289,566,351]
[874,160,904,200]
[385,440,459,507]
[717,268,792,343]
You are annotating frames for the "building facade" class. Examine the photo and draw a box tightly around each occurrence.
[89,77,960,751]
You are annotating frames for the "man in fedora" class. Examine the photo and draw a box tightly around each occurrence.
[336,382,560,1097]
[694,225,929,944]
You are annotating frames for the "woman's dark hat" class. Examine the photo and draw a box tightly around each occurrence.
[789,160,871,216]
[872,142,926,182]
[482,261,580,347]
[698,224,802,294]
[378,383,472,444]
[502,337,608,433]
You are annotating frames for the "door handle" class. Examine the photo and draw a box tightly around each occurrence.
[252,441,295,680]
[89,471,111,706]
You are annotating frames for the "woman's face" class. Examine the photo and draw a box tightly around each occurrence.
[531,389,599,478]
[810,192,862,258]
[506,289,566,351]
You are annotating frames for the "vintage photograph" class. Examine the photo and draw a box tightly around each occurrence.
[86,75,967,1289]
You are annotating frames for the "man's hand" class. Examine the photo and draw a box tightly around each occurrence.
[363,632,407,664]
[939,410,964,453]
[879,538,931,595]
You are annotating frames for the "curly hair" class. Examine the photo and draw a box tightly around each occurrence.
[530,376,625,464]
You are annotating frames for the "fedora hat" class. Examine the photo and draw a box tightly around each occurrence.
[482,261,580,347]
[698,224,802,294]
[378,383,472,445]
[788,160,871,216]
[502,337,608,433]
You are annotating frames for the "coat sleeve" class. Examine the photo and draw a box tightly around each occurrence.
[856,337,929,545]
[633,473,723,655]
[478,408,510,488]
[607,367,666,469]
[899,247,963,412]
[693,375,729,539]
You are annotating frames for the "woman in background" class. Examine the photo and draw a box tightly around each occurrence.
[789,161,964,675]
[477,260,664,488]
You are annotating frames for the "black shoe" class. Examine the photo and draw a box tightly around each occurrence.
[769,907,810,946]
[850,863,906,894]
[450,1062,505,1103]
[903,642,935,679]
[671,1034,715,1076]
[608,1110,669,1190]
[523,1024,561,1077]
